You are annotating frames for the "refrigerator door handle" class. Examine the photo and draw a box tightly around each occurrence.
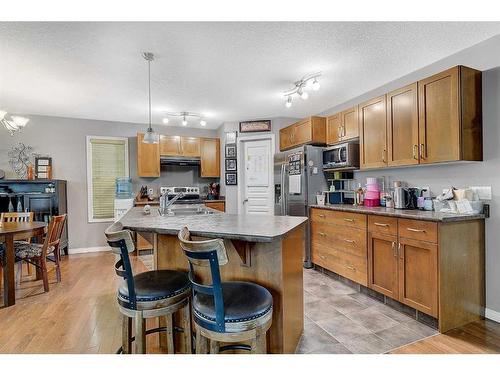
[281,163,286,216]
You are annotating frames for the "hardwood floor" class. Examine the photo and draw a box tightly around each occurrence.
[1,252,500,354]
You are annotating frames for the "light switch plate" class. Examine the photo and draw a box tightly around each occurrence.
[470,186,492,200]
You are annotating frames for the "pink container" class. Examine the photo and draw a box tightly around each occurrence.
[364,198,380,207]
[365,191,380,199]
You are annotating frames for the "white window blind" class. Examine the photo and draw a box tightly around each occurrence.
[87,137,129,222]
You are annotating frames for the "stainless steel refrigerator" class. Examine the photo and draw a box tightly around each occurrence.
[274,145,327,268]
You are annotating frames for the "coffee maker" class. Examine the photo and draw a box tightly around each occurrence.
[406,188,419,210]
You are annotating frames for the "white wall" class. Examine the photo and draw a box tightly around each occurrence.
[217,117,299,214]
[0,115,217,249]
[317,34,500,315]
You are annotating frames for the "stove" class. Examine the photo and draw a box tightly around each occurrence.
[159,186,202,204]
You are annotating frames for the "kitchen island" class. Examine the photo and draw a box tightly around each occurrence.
[119,206,307,354]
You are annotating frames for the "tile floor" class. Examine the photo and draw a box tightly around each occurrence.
[296,268,438,354]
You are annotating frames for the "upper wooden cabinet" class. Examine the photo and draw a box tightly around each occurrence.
[326,112,341,145]
[359,95,388,169]
[279,116,326,151]
[137,133,160,177]
[341,106,359,141]
[200,138,220,177]
[160,135,200,157]
[418,66,482,164]
[386,83,419,166]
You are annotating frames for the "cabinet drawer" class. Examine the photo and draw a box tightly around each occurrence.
[310,208,367,230]
[312,242,367,286]
[311,222,366,258]
[368,216,398,236]
[398,219,438,243]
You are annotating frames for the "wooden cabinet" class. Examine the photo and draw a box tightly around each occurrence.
[205,201,225,212]
[311,207,485,332]
[279,116,326,151]
[341,106,359,141]
[359,95,388,169]
[200,138,220,177]
[326,112,341,145]
[160,135,182,156]
[398,237,438,317]
[137,133,160,177]
[418,66,482,164]
[181,137,201,157]
[387,83,419,166]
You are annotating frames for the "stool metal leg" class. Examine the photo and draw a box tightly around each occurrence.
[135,311,146,354]
[122,316,132,354]
[165,314,175,354]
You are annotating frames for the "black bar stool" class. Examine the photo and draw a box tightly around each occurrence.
[178,227,273,354]
[105,222,192,354]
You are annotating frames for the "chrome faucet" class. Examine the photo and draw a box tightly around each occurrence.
[159,192,185,215]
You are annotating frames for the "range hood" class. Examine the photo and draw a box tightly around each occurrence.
[160,156,201,166]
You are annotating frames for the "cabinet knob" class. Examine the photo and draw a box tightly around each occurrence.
[318,214,326,218]
[319,232,326,237]
[392,241,397,257]
[343,239,355,244]
[419,144,426,159]
[343,218,354,222]
[413,144,419,160]
[346,265,356,271]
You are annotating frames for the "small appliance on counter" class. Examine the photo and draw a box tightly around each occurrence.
[114,177,134,221]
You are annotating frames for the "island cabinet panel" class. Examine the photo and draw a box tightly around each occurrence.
[279,116,326,151]
[310,207,485,333]
[137,133,160,177]
[160,135,182,156]
[359,95,388,169]
[398,237,438,318]
[418,65,482,164]
[200,138,220,177]
[387,83,419,166]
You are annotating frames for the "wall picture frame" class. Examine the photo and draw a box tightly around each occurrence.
[225,144,237,158]
[225,131,237,144]
[225,158,237,171]
[239,120,271,133]
[225,172,237,186]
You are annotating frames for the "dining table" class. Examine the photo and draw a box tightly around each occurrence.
[0,221,47,307]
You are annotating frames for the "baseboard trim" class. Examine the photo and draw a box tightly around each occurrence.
[68,246,111,255]
[485,308,500,323]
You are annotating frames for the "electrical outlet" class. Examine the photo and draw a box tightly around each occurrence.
[470,186,492,200]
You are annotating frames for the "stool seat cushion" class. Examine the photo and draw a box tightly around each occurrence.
[118,270,190,305]
[193,281,273,324]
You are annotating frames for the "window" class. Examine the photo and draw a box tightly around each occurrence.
[86,136,129,222]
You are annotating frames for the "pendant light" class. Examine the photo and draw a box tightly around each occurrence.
[142,52,159,144]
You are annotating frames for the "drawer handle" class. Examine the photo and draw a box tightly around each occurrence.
[319,254,326,260]
[406,227,426,233]
[343,218,354,222]
[398,242,403,259]
[346,265,356,271]
[343,239,355,244]
[374,222,389,227]
[319,232,326,237]
[318,214,326,218]
[392,242,397,257]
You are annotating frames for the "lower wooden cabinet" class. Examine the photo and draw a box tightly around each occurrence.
[204,201,225,212]
[368,232,399,300]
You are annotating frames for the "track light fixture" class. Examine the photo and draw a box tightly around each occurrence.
[163,111,207,127]
[283,72,321,108]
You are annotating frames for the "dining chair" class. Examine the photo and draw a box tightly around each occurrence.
[0,212,35,287]
[11,214,66,292]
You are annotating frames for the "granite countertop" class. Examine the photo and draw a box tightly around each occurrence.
[119,207,307,242]
[310,204,485,222]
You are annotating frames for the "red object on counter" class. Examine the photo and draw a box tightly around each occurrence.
[364,198,380,207]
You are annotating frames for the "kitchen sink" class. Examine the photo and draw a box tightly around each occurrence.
[158,205,215,216]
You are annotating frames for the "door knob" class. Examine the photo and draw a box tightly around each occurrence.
[243,198,249,204]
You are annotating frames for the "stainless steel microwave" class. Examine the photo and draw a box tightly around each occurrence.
[322,142,360,171]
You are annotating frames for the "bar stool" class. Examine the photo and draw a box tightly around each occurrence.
[178,226,273,354]
[105,222,192,354]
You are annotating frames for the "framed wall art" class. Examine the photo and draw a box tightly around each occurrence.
[225,144,237,158]
[239,120,271,133]
[225,172,237,186]
[225,158,237,171]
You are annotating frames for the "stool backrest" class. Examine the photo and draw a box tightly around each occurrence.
[1,212,34,223]
[104,221,137,308]
[178,226,228,332]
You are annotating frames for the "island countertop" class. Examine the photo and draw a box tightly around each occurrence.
[310,203,485,222]
[119,207,308,242]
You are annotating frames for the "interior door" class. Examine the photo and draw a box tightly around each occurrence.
[387,83,419,166]
[368,232,399,300]
[418,66,460,163]
[359,95,388,169]
[242,138,273,215]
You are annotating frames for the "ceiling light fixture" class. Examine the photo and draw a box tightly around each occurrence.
[142,52,159,144]
[283,72,322,108]
[1,110,30,135]
[163,111,207,127]
[162,118,169,124]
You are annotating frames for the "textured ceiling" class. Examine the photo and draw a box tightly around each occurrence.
[1,22,500,129]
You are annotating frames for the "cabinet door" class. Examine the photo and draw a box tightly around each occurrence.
[326,113,341,145]
[205,201,225,212]
[293,119,312,145]
[200,138,220,177]
[160,135,181,156]
[368,232,399,300]
[359,95,388,169]
[180,137,201,157]
[137,133,160,177]
[418,66,460,163]
[398,237,438,317]
[387,83,419,166]
[279,127,293,151]
[341,106,359,140]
